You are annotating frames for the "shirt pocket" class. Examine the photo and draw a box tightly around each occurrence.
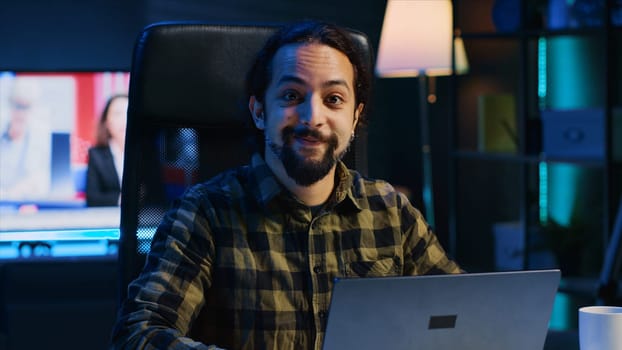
[346,255,402,278]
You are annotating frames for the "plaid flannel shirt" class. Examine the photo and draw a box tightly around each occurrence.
[111,154,461,350]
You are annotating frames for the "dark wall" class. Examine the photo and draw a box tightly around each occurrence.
[0,0,386,71]
[0,0,144,70]
[0,257,118,350]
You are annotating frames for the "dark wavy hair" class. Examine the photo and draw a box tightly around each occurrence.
[95,94,128,147]
[245,20,372,154]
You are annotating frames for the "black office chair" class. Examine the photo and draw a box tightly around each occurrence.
[117,21,372,302]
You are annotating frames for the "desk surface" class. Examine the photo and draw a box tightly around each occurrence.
[0,206,120,232]
[544,330,579,350]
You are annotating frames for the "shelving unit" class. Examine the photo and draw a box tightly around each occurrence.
[449,0,622,323]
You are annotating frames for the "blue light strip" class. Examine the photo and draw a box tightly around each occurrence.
[538,38,547,109]
[0,228,119,242]
[538,37,547,109]
[537,37,548,225]
[539,162,548,224]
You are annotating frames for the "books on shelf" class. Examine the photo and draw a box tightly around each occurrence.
[477,94,517,153]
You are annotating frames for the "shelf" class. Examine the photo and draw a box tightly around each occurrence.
[450,1,620,303]
[452,151,538,163]
[452,151,609,167]
[461,27,607,40]
[557,277,622,301]
[558,277,598,298]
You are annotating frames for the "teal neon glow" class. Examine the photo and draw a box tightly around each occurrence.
[537,38,548,224]
[544,35,604,228]
[539,162,548,224]
[549,292,573,330]
[546,36,604,108]
[537,37,547,109]
[548,164,580,227]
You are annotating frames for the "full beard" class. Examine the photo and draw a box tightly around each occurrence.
[268,126,347,187]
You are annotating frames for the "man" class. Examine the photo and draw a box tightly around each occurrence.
[0,76,51,199]
[111,20,461,350]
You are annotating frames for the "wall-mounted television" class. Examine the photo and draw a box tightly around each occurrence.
[0,71,129,259]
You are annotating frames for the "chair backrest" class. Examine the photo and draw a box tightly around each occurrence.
[118,22,372,301]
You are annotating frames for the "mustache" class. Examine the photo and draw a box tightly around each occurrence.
[282,126,329,143]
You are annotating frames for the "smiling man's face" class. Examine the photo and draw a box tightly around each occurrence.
[252,42,362,186]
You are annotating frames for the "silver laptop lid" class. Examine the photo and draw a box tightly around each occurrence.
[323,269,561,350]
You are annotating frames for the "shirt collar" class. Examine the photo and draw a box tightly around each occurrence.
[249,153,283,206]
[249,153,362,211]
[332,160,363,211]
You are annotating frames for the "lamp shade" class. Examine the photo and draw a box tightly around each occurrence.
[375,0,453,77]
[453,35,470,75]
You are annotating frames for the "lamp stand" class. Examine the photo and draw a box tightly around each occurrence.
[418,75,435,228]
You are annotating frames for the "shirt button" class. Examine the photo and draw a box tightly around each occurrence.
[313,265,322,273]
[319,311,327,319]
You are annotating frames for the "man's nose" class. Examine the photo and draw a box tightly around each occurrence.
[298,96,326,127]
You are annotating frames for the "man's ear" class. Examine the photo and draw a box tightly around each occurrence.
[353,103,364,130]
[249,96,265,130]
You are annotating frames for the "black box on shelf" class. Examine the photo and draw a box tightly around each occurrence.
[541,108,622,161]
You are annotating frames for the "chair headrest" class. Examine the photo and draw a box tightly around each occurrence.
[129,23,276,127]
[128,21,372,128]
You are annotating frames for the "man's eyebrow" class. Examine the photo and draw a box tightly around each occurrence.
[322,79,351,91]
[276,75,352,91]
[276,75,305,86]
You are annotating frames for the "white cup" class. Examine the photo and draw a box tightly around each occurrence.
[579,306,622,350]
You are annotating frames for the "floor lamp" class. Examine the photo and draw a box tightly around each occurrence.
[376,0,467,228]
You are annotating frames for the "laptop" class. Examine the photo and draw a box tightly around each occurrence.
[322,269,561,350]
